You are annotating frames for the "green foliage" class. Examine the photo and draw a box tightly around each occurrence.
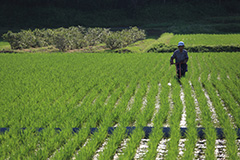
[2,26,145,51]
[105,27,146,50]
[2,29,50,49]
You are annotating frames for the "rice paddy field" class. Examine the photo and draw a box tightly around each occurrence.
[168,34,240,46]
[0,52,239,160]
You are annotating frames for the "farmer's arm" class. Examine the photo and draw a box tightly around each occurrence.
[183,51,189,63]
[170,52,176,64]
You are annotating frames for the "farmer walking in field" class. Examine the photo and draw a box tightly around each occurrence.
[170,41,189,78]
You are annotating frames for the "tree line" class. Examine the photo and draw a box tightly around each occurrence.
[1,0,233,10]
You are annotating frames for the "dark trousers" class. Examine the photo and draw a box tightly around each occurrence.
[176,63,188,77]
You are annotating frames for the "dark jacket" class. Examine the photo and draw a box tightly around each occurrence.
[170,49,188,63]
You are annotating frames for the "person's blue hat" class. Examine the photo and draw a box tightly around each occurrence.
[178,41,184,47]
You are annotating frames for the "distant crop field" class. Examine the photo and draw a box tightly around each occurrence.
[119,33,240,53]
[0,53,239,159]
[169,34,240,46]
[0,41,10,49]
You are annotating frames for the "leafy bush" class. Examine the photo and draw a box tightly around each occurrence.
[106,27,146,50]
[2,31,22,49]
[3,29,49,49]
[85,27,111,46]
[2,26,144,51]
[105,32,126,50]
[53,33,69,52]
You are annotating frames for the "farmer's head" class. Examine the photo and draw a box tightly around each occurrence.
[178,41,184,51]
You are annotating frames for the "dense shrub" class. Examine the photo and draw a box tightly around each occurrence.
[85,27,111,46]
[105,32,127,50]
[52,27,86,51]
[2,26,145,51]
[3,29,48,49]
[2,31,22,49]
[106,27,146,50]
